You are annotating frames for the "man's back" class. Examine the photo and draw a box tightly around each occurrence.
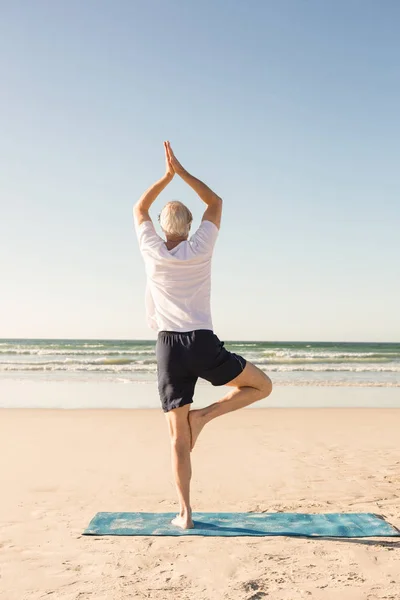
[136,219,219,332]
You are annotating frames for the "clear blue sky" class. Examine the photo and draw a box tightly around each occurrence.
[1,0,399,341]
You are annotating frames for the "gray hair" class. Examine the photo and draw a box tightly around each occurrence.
[159,201,193,238]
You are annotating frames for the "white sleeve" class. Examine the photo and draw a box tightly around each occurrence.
[190,220,219,255]
[134,219,163,253]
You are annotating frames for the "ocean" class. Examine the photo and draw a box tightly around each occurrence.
[1,338,399,388]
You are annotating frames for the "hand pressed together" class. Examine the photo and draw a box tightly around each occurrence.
[164,141,175,178]
[164,140,186,176]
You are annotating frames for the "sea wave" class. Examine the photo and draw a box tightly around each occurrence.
[0,348,154,356]
[262,363,400,372]
[1,340,399,387]
[1,361,399,373]
[253,356,399,365]
[258,350,400,360]
[0,363,158,372]
[1,348,398,365]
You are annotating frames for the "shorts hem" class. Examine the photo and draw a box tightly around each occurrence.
[162,398,194,413]
[210,356,247,387]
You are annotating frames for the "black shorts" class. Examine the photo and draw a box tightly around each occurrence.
[156,329,247,413]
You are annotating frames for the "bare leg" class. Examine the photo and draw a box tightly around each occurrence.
[165,404,194,529]
[189,362,272,451]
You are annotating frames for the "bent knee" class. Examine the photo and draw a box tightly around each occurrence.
[260,374,273,397]
[238,373,272,398]
[229,362,273,397]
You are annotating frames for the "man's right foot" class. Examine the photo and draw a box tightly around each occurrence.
[188,409,206,451]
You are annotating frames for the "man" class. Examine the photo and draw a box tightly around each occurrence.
[133,142,273,529]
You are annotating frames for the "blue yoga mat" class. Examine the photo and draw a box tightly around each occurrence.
[83,512,400,537]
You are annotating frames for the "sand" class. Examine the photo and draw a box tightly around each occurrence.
[1,404,400,599]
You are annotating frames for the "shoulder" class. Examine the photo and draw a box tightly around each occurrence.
[196,220,219,236]
[189,220,219,254]
[134,217,163,251]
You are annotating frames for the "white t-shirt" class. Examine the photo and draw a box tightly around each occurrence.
[134,219,219,332]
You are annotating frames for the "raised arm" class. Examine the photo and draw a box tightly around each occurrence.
[166,141,222,229]
[133,142,175,226]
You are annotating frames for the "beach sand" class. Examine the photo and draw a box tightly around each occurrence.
[1,400,400,599]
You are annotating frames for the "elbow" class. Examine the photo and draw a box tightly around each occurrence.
[213,195,222,206]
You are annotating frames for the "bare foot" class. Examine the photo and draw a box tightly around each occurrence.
[171,514,194,529]
[188,409,207,451]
